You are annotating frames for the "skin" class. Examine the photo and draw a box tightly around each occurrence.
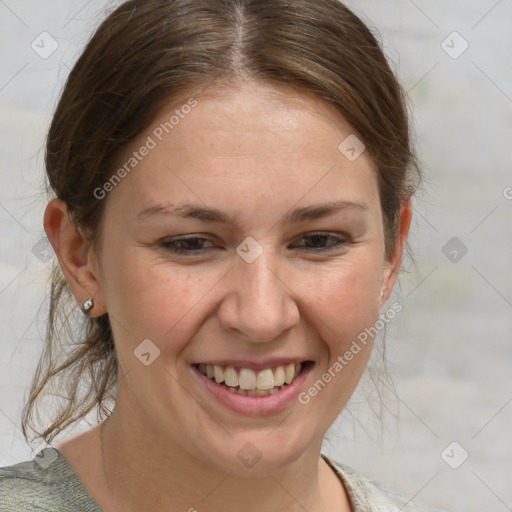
[45,80,411,512]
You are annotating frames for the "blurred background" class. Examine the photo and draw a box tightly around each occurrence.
[0,1,511,510]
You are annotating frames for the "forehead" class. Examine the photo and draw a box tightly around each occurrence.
[169,81,358,152]
[105,81,379,219]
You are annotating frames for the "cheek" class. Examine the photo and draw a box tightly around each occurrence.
[101,247,225,348]
[294,259,383,419]
[300,259,382,344]
[101,240,383,366]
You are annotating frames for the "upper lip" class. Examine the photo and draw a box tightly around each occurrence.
[192,358,312,372]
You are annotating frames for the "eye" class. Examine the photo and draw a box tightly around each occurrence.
[291,232,348,252]
[159,236,216,255]
[159,232,349,257]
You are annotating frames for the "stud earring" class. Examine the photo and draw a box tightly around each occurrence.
[82,297,94,314]
[380,289,385,297]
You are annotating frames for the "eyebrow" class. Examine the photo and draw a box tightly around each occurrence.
[136,199,368,225]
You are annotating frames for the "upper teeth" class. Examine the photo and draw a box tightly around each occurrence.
[198,363,302,390]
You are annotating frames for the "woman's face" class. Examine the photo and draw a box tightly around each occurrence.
[90,81,402,473]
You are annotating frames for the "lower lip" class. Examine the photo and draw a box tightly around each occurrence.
[190,363,314,416]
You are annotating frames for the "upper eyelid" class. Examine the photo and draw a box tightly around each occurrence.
[292,233,348,249]
[161,232,348,249]
[163,232,346,241]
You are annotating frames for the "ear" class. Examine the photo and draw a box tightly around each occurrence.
[379,199,412,306]
[43,198,106,317]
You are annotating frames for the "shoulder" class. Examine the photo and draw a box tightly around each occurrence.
[322,454,445,512]
[0,448,100,512]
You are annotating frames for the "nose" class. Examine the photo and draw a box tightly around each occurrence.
[216,247,300,343]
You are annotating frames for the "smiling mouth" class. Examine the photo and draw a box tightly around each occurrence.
[194,361,313,397]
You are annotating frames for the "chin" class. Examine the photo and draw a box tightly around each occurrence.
[195,427,318,476]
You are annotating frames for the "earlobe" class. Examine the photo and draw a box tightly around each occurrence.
[380,200,412,304]
[43,198,106,316]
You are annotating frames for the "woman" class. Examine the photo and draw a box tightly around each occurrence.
[0,0,443,510]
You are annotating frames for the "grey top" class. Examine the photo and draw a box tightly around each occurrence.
[0,448,444,511]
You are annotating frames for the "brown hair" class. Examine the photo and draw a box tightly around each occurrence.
[22,0,420,445]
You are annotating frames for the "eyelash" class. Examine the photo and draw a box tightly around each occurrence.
[159,233,348,255]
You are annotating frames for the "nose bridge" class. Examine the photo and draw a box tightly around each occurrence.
[218,244,299,342]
